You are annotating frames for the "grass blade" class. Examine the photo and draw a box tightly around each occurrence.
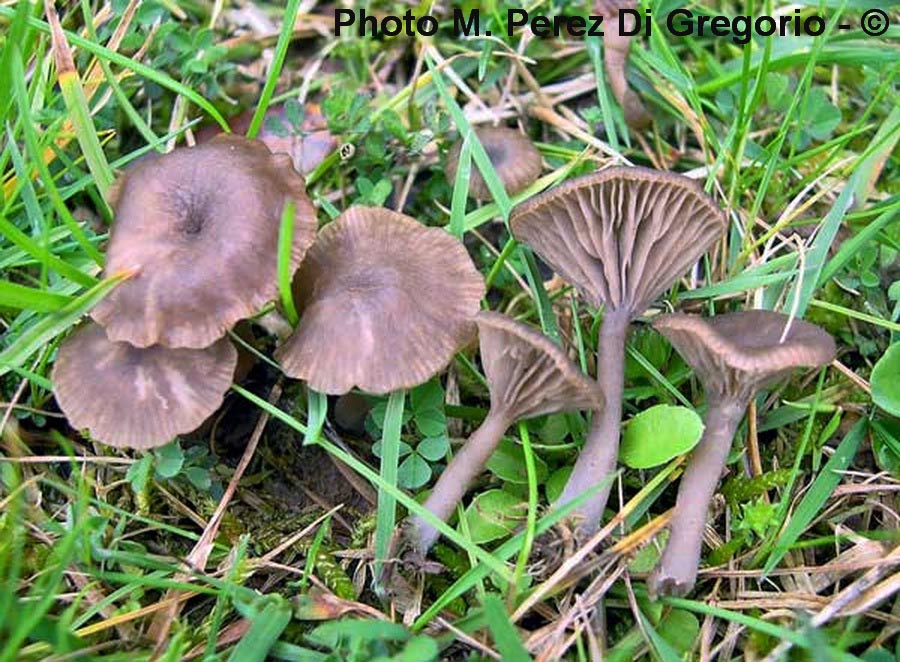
[762,418,868,574]
[228,596,292,662]
[482,594,531,661]
[246,0,303,139]
[374,390,405,584]
[0,272,128,378]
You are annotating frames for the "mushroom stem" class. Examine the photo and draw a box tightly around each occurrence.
[648,397,747,599]
[556,307,631,533]
[408,410,512,554]
[603,8,650,128]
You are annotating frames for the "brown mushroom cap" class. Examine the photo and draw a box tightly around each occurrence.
[92,134,318,349]
[510,167,726,316]
[653,311,837,402]
[52,323,238,449]
[275,206,485,395]
[446,126,542,201]
[477,311,604,421]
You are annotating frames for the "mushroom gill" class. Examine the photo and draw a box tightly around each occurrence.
[404,311,604,555]
[511,166,726,535]
[648,310,836,598]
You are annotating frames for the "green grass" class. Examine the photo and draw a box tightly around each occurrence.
[1,1,899,660]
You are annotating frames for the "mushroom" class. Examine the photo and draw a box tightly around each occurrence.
[52,323,238,449]
[446,126,542,201]
[647,310,836,598]
[195,103,337,176]
[92,134,318,349]
[405,311,605,555]
[594,0,650,129]
[274,206,485,395]
[510,167,726,534]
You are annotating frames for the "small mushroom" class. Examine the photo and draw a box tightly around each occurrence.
[93,135,318,349]
[446,126,542,201]
[511,167,726,534]
[594,0,650,129]
[405,311,604,555]
[52,323,238,449]
[275,206,485,395]
[648,310,836,598]
[195,103,337,176]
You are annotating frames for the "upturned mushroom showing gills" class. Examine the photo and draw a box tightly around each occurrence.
[446,126,542,201]
[405,311,604,556]
[510,167,726,535]
[275,206,485,395]
[52,323,238,449]
[92,134,317,349]
[647,311,836,598]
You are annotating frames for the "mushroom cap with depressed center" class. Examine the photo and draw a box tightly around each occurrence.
[446,127,542,201]
[92,134,318,349]
[275,206,485,395]
[477,311,604,421]
[510,167,726,316]
[52,323,238,449]
[653,311,837,402]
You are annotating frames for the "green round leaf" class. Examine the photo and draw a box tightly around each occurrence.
[372,440,413,459]
[537,413,570,444]
[398,454,432,490]
[462,489,522,544]
[544,466,571,503]
[415,408,447,438]
[872,343,900,417]
[620,404,704,469]
[153,441,184,478]
[871,419,900,475]
[417,435,450,462]
[410,378,445,411]
[184,466,212,491]
[658,609,700,654]
[485,438,548,484]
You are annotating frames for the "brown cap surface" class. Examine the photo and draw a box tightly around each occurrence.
[653,311,836,402]
[92,134,318,349]
[477,311,604,421]
[511,167,725,316]
[52,323,238,449]
[275,206,485,395]
[446,126,542,201]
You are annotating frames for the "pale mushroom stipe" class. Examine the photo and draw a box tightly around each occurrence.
[648,311,836,598]
[511,166,726,536]
[404,311,605,556]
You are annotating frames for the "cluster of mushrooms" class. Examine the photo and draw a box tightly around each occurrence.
[53,124,836,599]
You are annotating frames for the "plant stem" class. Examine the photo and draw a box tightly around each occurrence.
[648,397,746,599]
[555,307,630,533]
[408,410,511,554]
